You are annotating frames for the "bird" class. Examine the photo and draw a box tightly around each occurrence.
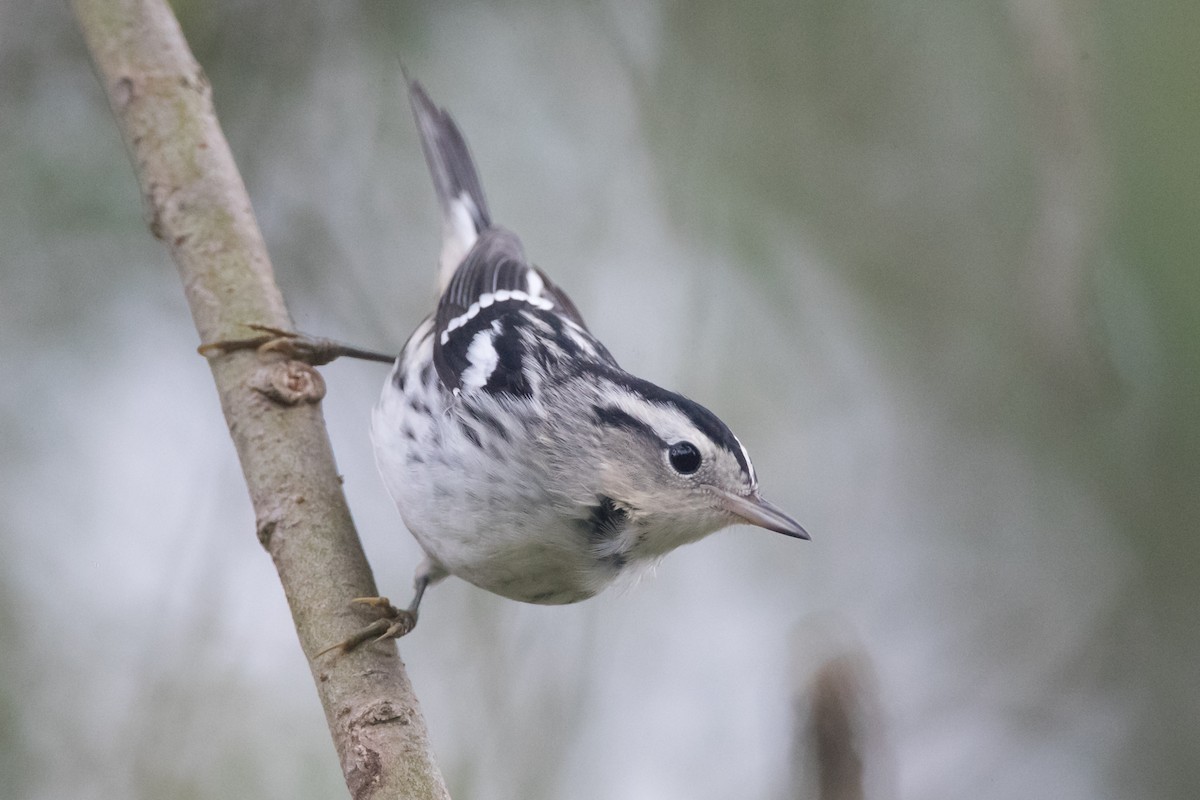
[318,78,808,650]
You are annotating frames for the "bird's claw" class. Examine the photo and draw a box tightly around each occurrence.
[316,596,418,657]
[351,595,398,609]
[198,324,358,366]
[372,614,418,643]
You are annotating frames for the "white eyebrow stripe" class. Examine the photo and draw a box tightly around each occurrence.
[734,435,757,485]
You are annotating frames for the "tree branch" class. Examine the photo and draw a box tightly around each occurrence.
[71,2,449,798]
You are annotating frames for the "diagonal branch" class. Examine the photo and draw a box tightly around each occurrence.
[71,1,449,798]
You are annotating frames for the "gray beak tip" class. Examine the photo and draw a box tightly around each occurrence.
[714,489,810,541]
[783,523,812,541]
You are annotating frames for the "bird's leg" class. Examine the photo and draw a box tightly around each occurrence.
[316,573,432,656]
[198,324,395,366]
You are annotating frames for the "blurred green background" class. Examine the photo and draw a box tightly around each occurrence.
[2,1,1198,798]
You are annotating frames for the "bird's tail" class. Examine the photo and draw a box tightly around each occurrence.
[407,79,492,292]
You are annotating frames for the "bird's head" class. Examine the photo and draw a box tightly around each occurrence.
[563,369,808,559]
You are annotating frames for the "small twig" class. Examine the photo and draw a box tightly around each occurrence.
[198,324,396,365]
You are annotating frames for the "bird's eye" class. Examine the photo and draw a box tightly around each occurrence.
[668,441,702,474]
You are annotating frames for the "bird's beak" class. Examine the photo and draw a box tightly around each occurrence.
[712,489,809,540]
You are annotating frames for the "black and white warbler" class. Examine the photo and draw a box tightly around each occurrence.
[304,79,807,650]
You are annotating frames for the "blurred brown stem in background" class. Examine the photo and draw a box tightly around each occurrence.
[809,657,864,800]
[793,650,884,800]
[70,1,449,798]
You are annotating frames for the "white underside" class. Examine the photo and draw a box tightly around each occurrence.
[370,320,620,604]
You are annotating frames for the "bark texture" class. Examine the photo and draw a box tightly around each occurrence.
[71,2,449,798]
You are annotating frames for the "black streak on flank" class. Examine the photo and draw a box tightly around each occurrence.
[459,421,482,449]
[393,367,406,391]
[467,406,510,442]
[586,495,629,569]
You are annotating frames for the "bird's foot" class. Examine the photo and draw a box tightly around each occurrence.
[316,596,418,657]
[198,324,394,366]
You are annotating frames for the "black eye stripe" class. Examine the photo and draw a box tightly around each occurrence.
[575,362,753,478]
[592,405,664,445]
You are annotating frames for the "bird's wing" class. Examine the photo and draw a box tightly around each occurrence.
[432,228,613,397]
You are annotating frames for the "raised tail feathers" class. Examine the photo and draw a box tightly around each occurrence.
[407,80,492,291]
